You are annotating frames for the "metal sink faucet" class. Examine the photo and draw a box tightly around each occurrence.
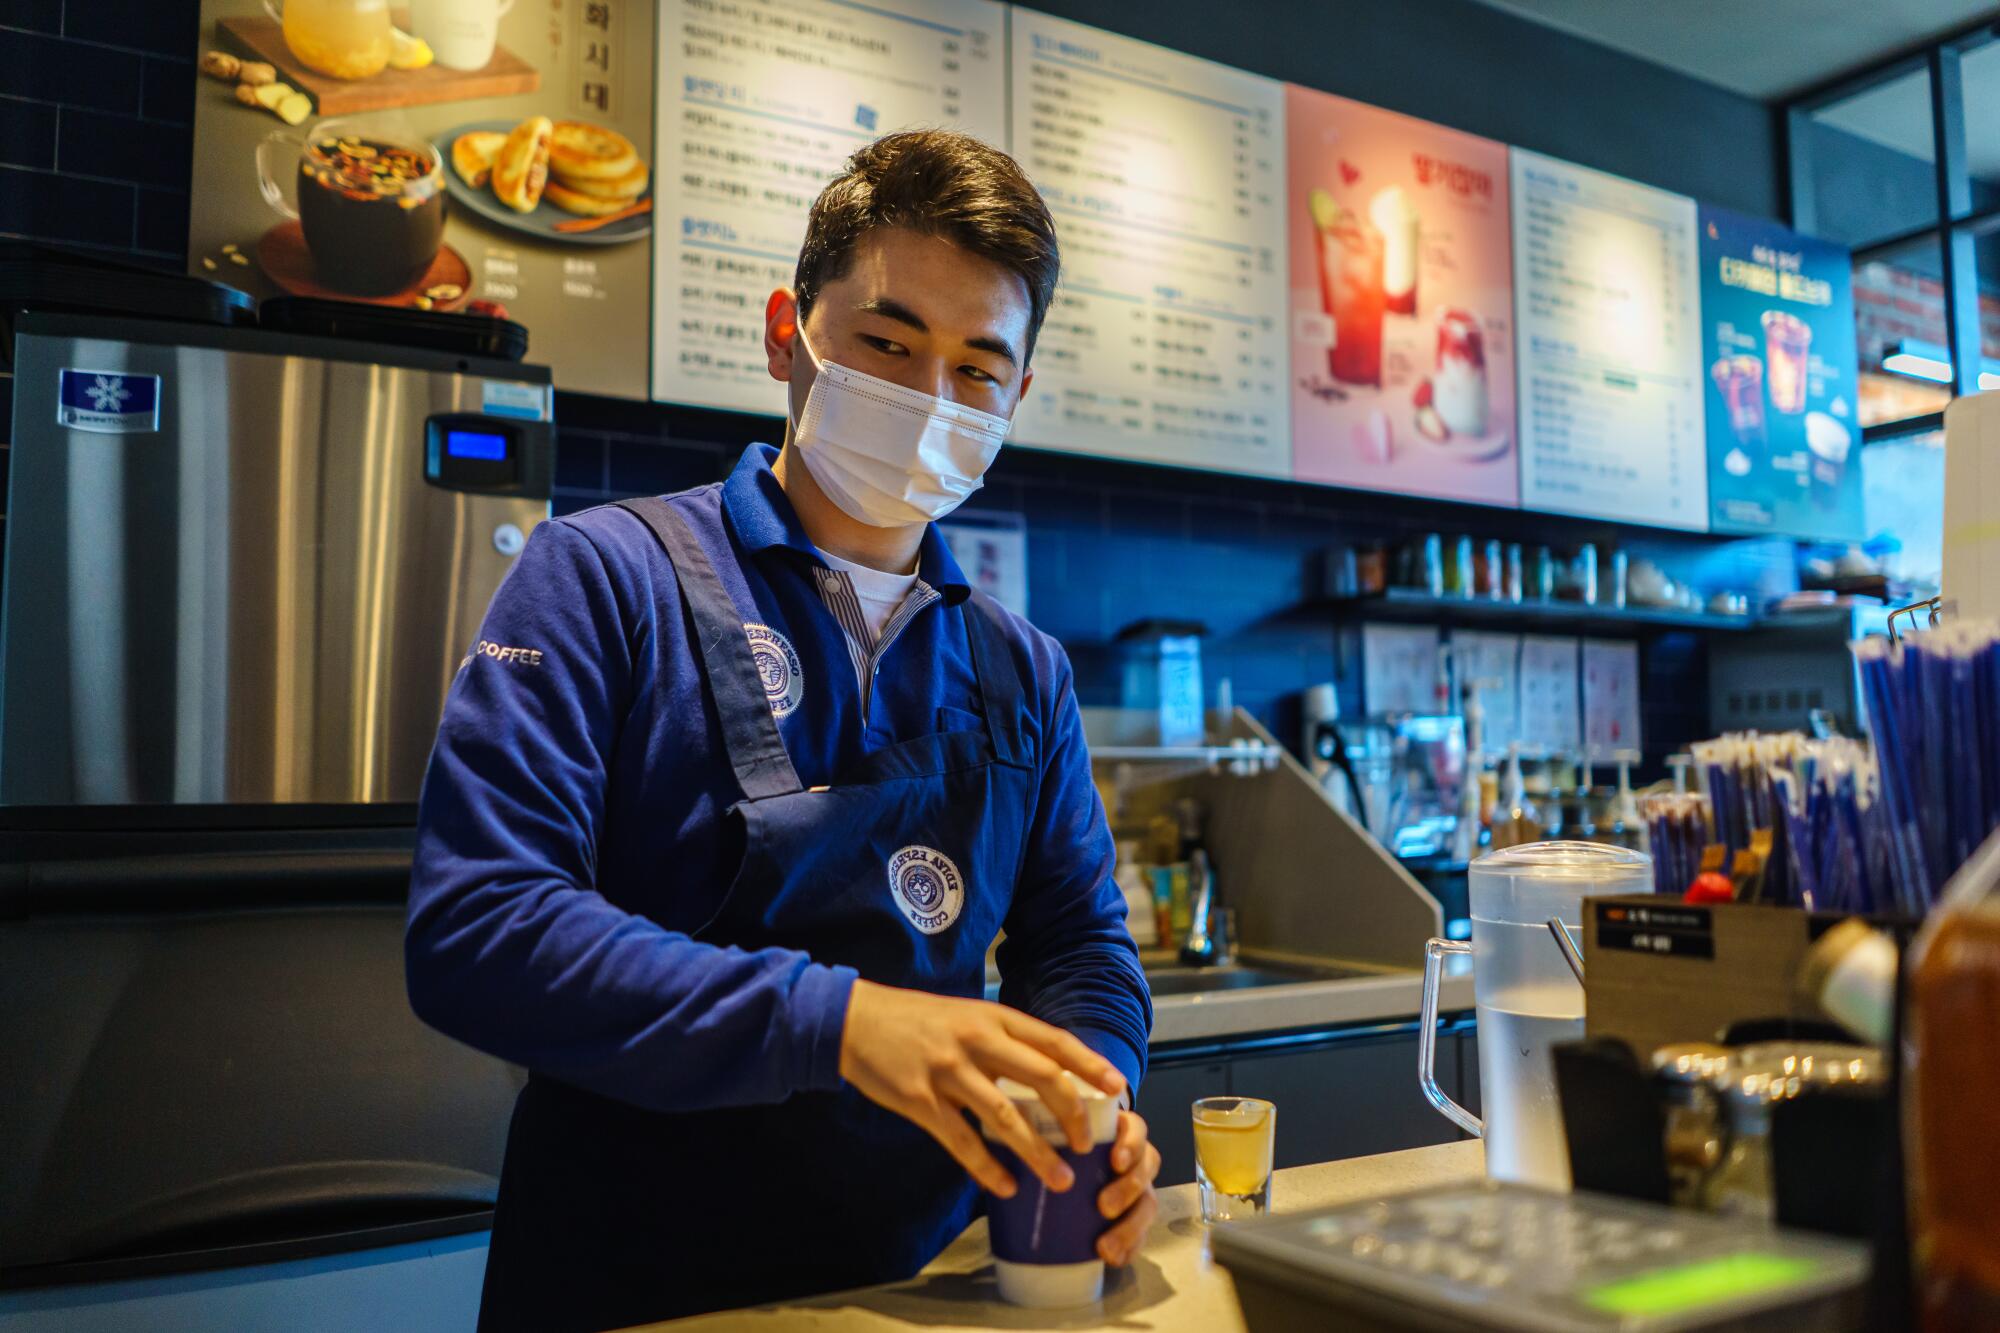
[1178,849,1233,967]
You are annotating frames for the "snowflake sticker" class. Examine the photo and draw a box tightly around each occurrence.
[58,368,160,434]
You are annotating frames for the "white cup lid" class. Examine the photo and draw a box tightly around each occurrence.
[991,1072,1120,1146]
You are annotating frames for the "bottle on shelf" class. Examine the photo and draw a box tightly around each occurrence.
[1606,749,1647,851]
[1450,674,1495,862]
[1489,743,1544,850]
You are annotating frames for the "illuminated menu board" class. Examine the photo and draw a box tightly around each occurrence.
[1286,85,1517,504]
[650,0,1006,412]
[1511,150,1708,529]
[1698,205,1863,540]
[1007,9,1291,476]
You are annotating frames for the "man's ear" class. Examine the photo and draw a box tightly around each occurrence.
[765,289,800,382]
[1016,364,1034,407]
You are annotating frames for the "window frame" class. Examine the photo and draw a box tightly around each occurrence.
[1786,20,2000,436]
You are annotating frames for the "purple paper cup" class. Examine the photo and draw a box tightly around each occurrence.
[985,1074,1122,1308]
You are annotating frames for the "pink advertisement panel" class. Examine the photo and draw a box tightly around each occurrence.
[1286,85,1517,504]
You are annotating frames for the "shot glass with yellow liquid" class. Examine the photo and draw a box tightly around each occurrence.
[1191,1096,1274,1224]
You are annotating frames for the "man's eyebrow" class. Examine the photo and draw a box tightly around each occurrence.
[964,334,1019,367]
[857,296,1019,367]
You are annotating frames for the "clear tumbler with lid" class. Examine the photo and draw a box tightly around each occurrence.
[1421,840,1652,1189]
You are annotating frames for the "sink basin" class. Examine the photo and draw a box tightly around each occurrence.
[1144,962,1371,997]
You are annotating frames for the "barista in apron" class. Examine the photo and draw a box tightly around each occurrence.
[408,130,1157,1331]
[479,498,1038,1328]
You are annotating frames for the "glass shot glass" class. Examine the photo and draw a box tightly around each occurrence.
[1191,1096,1275,1224]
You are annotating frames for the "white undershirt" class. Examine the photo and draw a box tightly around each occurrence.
[817,548,920,648]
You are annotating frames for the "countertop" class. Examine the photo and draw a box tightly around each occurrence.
[1149,967,1475,1044]
[634,1140,1487,1331]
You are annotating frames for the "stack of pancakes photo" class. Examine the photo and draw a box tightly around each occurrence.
[453,117,649,217]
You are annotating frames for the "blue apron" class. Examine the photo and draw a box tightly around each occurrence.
[477,497,1037,1332]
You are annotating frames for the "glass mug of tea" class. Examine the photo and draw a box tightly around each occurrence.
[262,0,393,81]
[256,116,446,295]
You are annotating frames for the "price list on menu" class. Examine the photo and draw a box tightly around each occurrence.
[1511,150,1708,529]
[651,0,1005,411]
[1007,9,1290,476]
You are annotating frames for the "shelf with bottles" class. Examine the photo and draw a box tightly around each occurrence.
[1314,585,1769,634]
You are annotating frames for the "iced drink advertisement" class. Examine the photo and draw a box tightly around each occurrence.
[1286,85,1517,504]
[1697,206,1863,540]
[186,0,657,398]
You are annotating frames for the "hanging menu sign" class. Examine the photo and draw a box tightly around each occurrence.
[1006,8,1290,476]
[1697,205,1863,540]
[1286,85,1516,504]
[650,0,1006,412]
[1512,150,1707,529]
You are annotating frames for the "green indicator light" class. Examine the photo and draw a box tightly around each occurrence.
[1582,1253,1818,1316]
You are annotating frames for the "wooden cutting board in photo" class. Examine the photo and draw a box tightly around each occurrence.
[257,221,473,312]
[215,15,538,116]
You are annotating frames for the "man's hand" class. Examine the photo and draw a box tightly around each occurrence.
[839,979,1127,1199]
[1095,1110,1160,1266]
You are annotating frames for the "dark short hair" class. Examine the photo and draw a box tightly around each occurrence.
[794,130,1059,361]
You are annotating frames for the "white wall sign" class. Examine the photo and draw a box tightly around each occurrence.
[651,0,1007,412]
[1511,150,1708,529]
[1005,8,1291,477]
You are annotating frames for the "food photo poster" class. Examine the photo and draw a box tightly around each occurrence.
[1286,84,1518,506]
[187,0,655,398]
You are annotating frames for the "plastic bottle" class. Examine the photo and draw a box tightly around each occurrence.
[1489,743,1544,850]
[1609,750,1646,852]
[1904,831,2000,1330]
[1450,678,1487,862]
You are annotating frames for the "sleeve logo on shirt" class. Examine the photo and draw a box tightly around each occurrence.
[473,640,544,666]
[743,623,804,719]
[887,845,965,935]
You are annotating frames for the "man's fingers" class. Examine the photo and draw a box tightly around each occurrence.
[967,1032,1092,1153]
[997,1011,1125,1098]
[917,1096,1016,1198]
[1111,1109,1149,1172]
[1098,1141,1161,1219]
[1097,1189,1157,1266]
[944,1066,1074,1192]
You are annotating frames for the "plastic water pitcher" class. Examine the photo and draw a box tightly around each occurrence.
[1419,841,1652,1190]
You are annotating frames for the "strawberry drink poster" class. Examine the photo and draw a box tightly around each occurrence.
[1286,84,1517,505]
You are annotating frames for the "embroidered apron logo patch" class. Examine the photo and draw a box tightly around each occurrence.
[887,845,966,935]
[743,623,804,718]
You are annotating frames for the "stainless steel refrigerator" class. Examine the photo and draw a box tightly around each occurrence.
[0,310,550,1293]
[1,311,553,808]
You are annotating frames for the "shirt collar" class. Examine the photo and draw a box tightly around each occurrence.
[721,443,972,605]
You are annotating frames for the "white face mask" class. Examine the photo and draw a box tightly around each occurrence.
[790,326,1011,527]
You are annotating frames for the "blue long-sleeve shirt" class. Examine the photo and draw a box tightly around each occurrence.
[406,444,1150,1114]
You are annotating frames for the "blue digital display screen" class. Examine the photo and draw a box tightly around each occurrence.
[447,430,509,462]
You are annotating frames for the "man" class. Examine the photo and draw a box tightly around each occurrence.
[406,130,1157,1332]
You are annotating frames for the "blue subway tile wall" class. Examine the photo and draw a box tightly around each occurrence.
[0,1,198,266]
[547,391,1781,769]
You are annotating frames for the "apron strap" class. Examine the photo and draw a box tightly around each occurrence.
[961,591,1028,769]
[616,497,803,801]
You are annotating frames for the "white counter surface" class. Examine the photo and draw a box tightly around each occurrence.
[1149,969,1475,1044]
[635,1140,1486,1331]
